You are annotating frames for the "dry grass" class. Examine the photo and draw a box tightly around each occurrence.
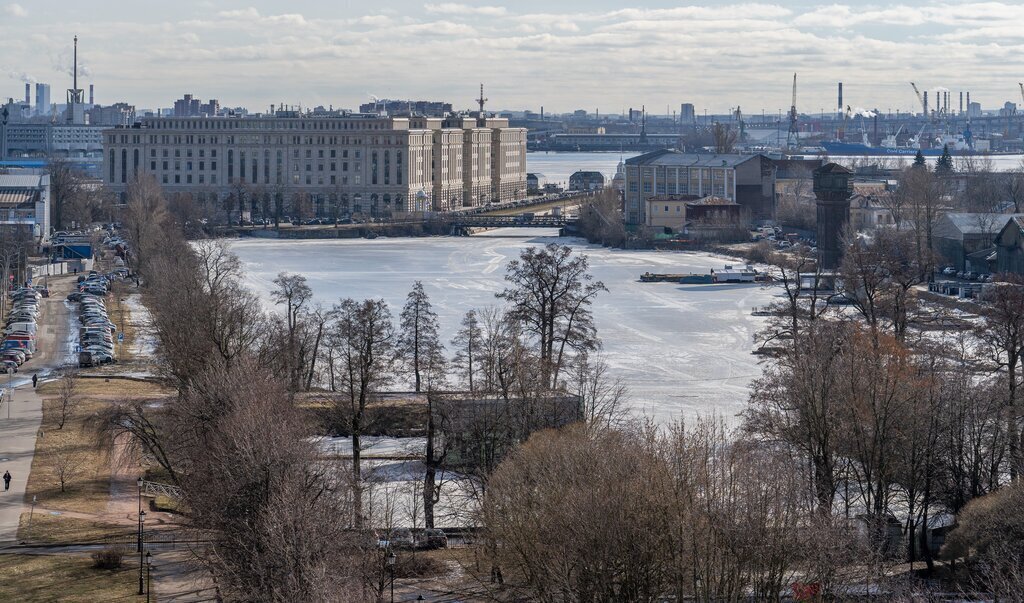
[17,513,132,545]
[22,396,113,516]
[36,378,170,399]
[0,554,150,602]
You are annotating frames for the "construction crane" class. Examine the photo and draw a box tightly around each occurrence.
[837,105,852,140]
[910,82,927,116]
[1019,82,1024,106]
[786,73,799,149]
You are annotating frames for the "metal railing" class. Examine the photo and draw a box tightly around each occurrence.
[142,479,182,500]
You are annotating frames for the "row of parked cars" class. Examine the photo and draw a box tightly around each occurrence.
[939,266,994,282]
[1,287,45,372]
[67,271,118,367]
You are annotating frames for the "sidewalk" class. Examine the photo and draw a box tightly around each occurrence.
[0,276,76,544]
[0,384,44,544]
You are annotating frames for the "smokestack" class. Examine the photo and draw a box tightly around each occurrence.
[24,83,30,106]
[838,82,843,117]
[89,84,93,105]
[960,91,964,115]
[967,91,971,110]
[924,91,929,116]
[540,106,544,121]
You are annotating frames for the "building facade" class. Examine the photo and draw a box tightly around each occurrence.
[34,84,51,117]
[624,150,776,225]
[0,174,51,242]
[102,113,527,218]
[935,213,1019,272]
[3,123,104,158]
[569,170,605,192]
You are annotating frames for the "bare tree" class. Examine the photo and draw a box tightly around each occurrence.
[46,155,85,230]
[48,435,83,493]
[329,298,395,528]
[271,272,312,391]
[976,277,1024,480]
[55,368,80,430]
[497,243,606,389]
[711,122,738,154]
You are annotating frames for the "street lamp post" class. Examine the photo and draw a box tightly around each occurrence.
[7,367,12,419]
[145,551,152,603]
[387,551,396,603]
[138,510,146,595]
[137,477,144,552]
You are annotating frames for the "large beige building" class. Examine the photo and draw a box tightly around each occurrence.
[102,112,526,219]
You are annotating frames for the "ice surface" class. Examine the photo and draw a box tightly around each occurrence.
[230,229,778,424]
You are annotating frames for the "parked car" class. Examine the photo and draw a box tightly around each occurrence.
[1,360,18,372]
[386,528,415,550]
[417,529,448,550]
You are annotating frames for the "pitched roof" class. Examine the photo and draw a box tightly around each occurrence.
[624,149,762,168]
[0,174,47,189]
[944,212,1021,235]
[816,162,853,174]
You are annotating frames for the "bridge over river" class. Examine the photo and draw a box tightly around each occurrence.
[449,213,575,232]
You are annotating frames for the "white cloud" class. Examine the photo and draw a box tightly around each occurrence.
[4,3,27,17]
[5,1,1024,115]
[424,3,507,17]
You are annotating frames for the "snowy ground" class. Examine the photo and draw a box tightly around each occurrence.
[230,229,779,424]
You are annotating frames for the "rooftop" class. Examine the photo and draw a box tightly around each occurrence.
[625,149,763,168]
[944,212,1021,235]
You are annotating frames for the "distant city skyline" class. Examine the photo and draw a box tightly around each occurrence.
[3,0,1024,116]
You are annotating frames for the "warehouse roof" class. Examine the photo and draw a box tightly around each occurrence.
[625,149,764,168]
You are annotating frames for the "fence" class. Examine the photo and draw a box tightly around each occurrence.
[29,258,93,280]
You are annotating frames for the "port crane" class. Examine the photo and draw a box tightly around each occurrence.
[786,73,799,149]
[837,105,852,140]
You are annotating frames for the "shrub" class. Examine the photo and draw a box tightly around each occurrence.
[396,554,445,578]
[91,546,125,569]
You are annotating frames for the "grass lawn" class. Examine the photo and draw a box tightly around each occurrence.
[0,554,151,602]
[22,396,113,516]
[17,513,133,545]
[36,378,169,399]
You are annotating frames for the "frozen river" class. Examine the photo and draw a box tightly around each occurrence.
[230,229,776,423]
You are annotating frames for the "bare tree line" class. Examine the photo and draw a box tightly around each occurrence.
[95,174,1024,600]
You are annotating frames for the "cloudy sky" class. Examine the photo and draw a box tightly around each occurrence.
[2,0,1023,116]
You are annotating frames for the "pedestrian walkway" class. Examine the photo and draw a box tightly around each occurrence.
[0,275,76,545]
[0,385,45,544]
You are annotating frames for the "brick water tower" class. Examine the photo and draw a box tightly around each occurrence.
[814,163,853,270]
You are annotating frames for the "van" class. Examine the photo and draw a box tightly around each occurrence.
[4,323,36,335]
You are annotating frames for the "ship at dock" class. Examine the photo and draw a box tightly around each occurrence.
[640,265,765,284]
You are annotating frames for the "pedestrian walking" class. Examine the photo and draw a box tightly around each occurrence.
[31,374,37,388]
[3,471,11,491]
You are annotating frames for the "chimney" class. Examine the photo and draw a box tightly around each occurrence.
[924,91,929,116]
[960,91,964,115]
[838,82,843,117]
[89,84,94,105]
[25,83,30,106]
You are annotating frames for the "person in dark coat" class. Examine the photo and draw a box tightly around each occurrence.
[31,374,37,388]
[3,471,10,491]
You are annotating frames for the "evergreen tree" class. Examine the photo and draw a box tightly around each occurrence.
[913,150,927,168]
[399,281,444,392]
[936,144,954,174]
